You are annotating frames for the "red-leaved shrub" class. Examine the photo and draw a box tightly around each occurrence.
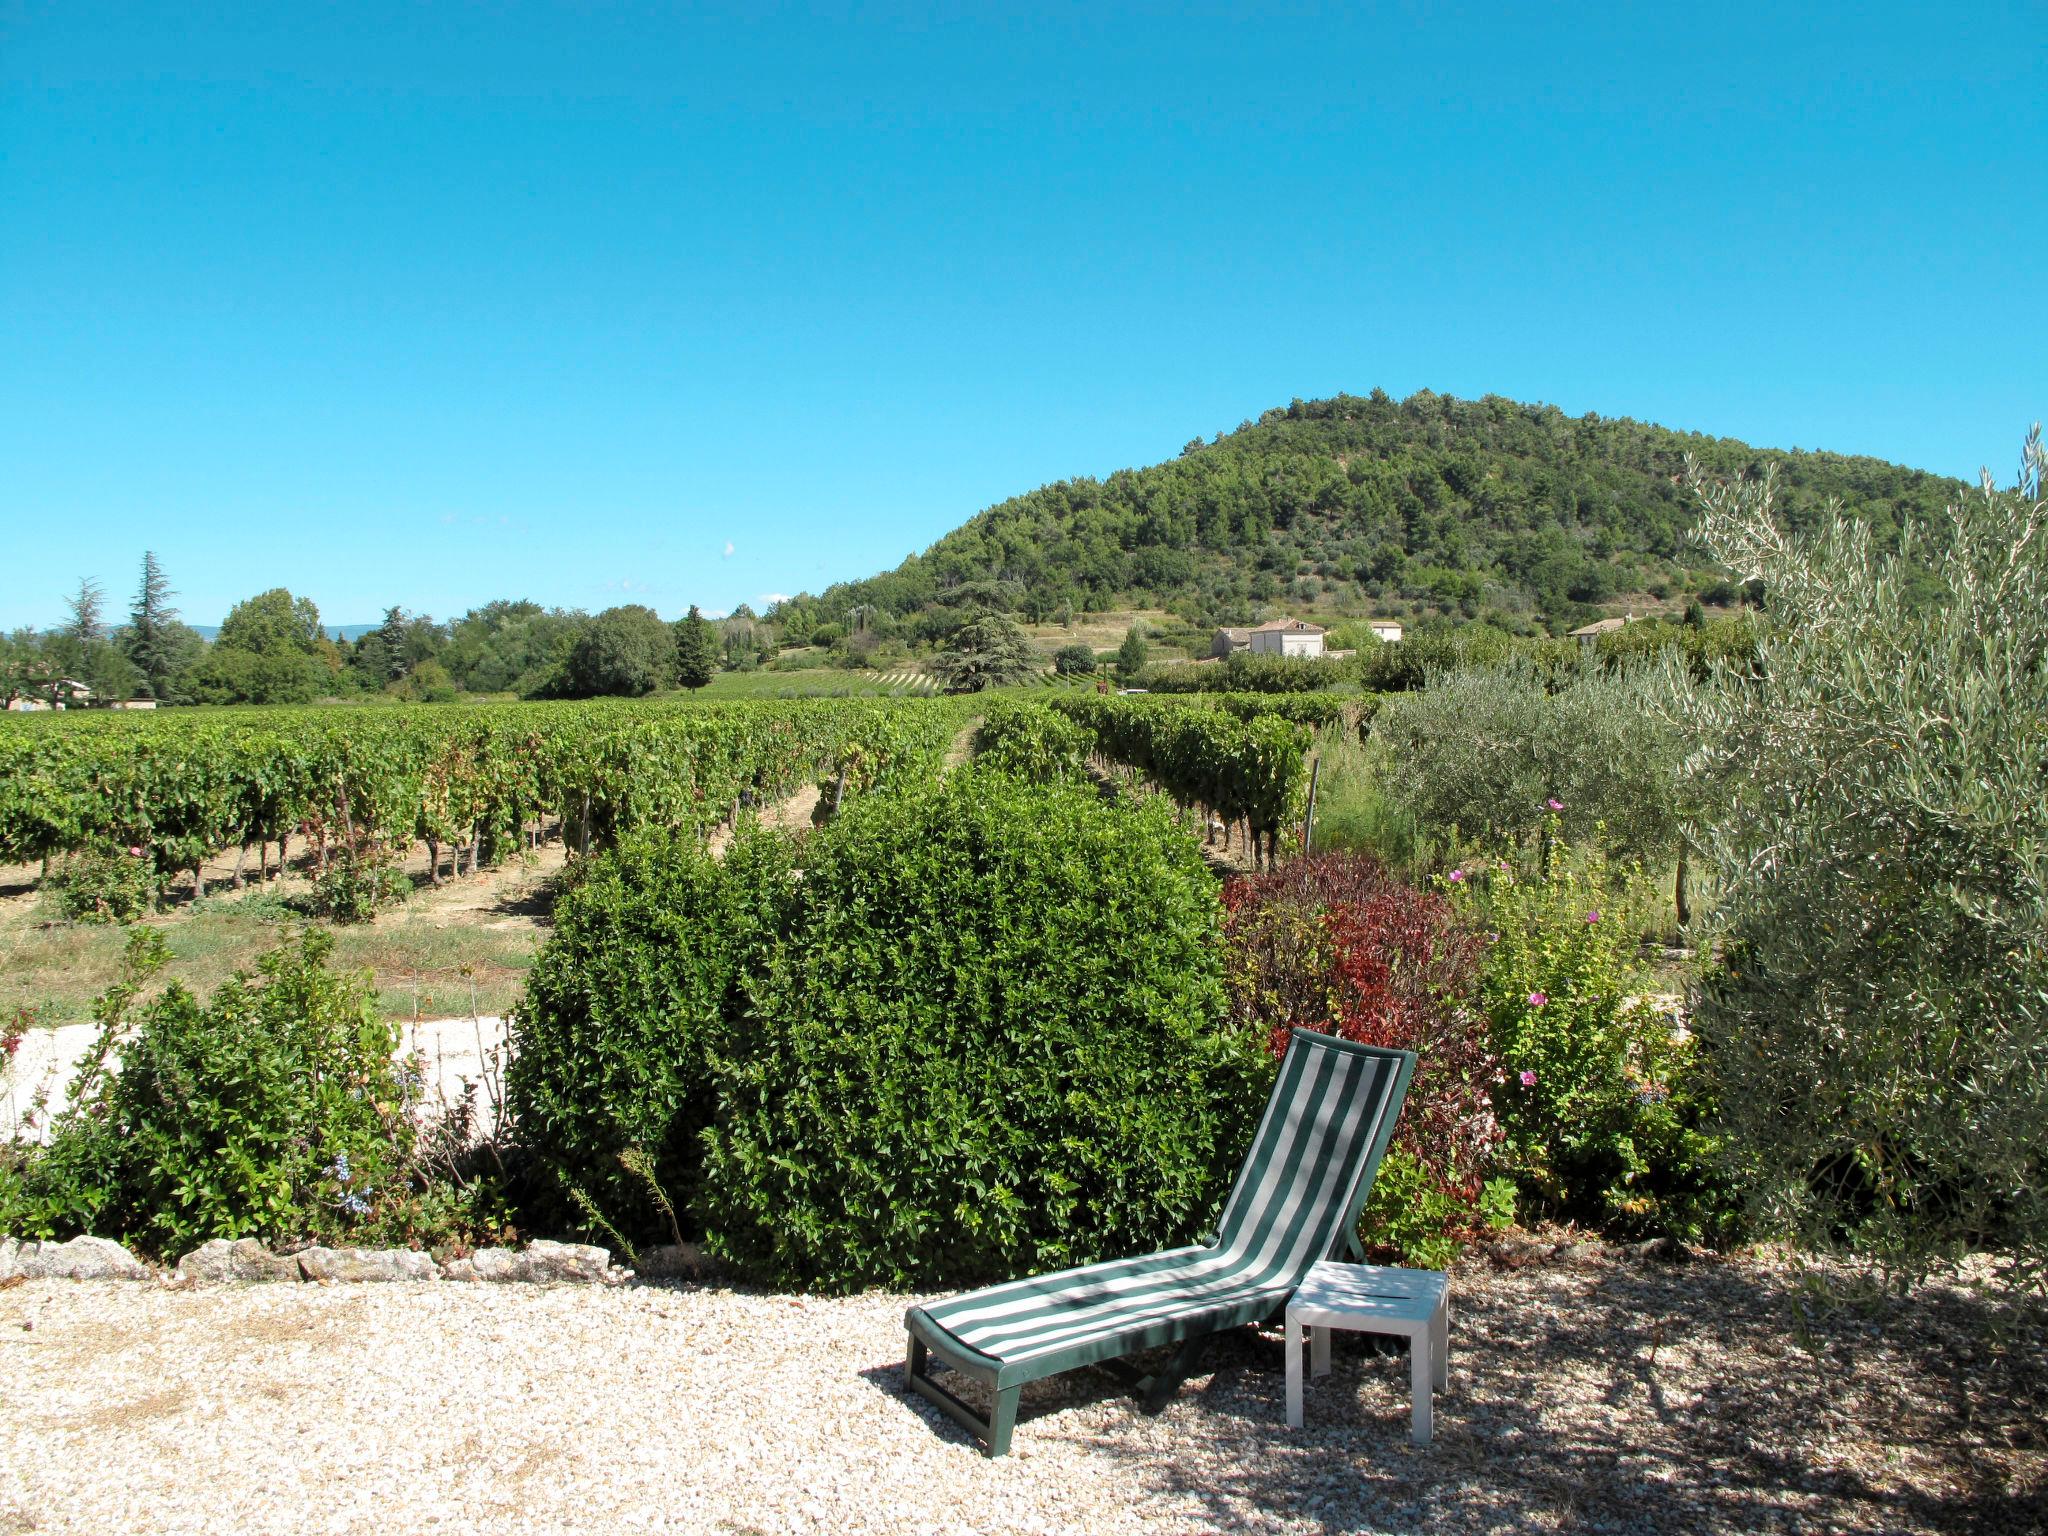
[1222,854,1505,1257]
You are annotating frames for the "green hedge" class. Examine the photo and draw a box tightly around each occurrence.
[505,829,797,1239]
[508,766,1271,1289]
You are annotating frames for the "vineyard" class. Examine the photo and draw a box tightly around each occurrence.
[976,693,1358,865]
[0,699,969,894]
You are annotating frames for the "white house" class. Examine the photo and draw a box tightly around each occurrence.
[1367,620,1403,644]
[1568,614,1634,648]
[1248,618,1326,658]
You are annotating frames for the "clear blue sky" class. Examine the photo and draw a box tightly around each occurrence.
[2,2,2040,630]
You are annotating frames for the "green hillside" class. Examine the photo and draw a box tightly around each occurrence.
[785,390,1961,637]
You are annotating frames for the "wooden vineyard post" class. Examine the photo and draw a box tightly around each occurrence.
[1302,756,1320,856]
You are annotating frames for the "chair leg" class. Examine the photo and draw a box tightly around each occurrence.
[1285,1314,1304,1428]
[1432,1296,1450,1392]
[1410,1326,1432,1446]
[987,1385,1021,1457]
[906,1332,1017,1457]
[1139,1331,1212,1415]
[1311,1324,1331,1379]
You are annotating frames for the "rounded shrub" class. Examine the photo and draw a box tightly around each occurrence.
[505,829,797,1242]
[698,767,1271,1291]
[51,844,160,924]
[1221,853,1508,1266]
[1454,836,1739,1244]
[10,928,442,1257]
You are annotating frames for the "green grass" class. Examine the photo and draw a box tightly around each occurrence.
[1304,722,1438,874]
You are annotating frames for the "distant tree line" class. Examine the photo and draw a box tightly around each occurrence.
[1,556,751,707]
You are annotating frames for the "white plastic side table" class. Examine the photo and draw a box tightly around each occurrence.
[1285,1260,1450,1444]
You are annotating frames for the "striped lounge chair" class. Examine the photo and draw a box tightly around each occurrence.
[904,1028,1415,1455]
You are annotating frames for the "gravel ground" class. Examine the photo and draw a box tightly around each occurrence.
[1,1249,2039,1536]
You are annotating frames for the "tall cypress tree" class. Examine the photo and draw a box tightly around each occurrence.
[124,551,181,700]
[673,604,718,690]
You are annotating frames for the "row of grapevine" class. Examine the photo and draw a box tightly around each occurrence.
[991,700,1310,860]
[0,699,967,887]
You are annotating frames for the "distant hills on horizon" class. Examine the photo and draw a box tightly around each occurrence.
[185,391,1971,647]
[777,389,1965,637]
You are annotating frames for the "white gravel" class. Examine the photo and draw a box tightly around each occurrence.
[2,1016,511,1143]
[1,1250,2037,1535]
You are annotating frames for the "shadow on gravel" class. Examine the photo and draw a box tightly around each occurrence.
[1105,1261,2044,1536]
[863,1260,2044,1536]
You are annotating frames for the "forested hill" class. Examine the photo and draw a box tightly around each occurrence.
[784,391,1962,637]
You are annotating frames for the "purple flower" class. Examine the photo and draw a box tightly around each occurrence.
[1447,869,1465,882]
[1545,798,1564,812]
[1585,910,1601,924]
[1519,1069,1539,1088]
[1527,991,1548,1008]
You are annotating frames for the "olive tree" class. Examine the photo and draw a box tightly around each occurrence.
[1372,658,1684,871]
[1668,431,2048,1289]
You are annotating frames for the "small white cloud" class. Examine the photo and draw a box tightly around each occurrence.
[699,608,729,621]
[756,592,791,607]
[723,540,735,558]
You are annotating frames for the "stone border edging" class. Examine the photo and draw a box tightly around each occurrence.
[0,1234,715,1287]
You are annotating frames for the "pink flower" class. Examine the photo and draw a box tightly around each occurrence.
[1585,910,1601,924]
[1519,1069,1538,1088]
[1447,869,1465,882]
[127,845,143,857]
[1527,991,1548,1008]
[1545,798,1564,812]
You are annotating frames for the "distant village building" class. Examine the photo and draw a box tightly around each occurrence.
[1248,618,1326,658]
[1215,618,1397,657]
[1568,614,1635,647]
[1211,626,1252,659]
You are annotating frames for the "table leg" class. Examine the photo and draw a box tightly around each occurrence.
[1410,1326,1432,1445]
[1432,1295,1450,1392]
[1285,1313,1304,1428]
[1311,1324,1331,1380]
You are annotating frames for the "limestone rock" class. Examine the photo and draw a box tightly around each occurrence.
[445,1241,614,1284]
[295,1246,438,1283]
[0,1236,19,1281]
[176,1238,302,1284]
[524,1240,613,1284]
[15,1235,150,1281]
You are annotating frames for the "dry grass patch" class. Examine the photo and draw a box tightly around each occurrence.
[0,845,562,1027]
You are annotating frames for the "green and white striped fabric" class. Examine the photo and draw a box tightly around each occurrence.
[907,1030,1414,1390]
